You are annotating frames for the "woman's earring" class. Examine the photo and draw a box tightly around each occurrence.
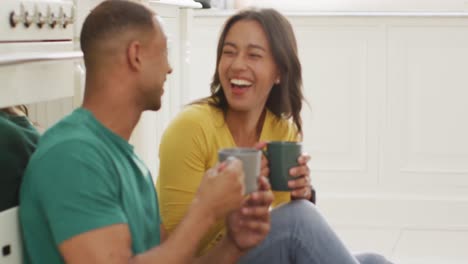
[275,78,280,84]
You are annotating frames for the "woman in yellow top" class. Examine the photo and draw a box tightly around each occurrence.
[158,8,392,264]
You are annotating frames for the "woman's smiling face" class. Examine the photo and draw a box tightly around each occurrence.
[218,20,280,113]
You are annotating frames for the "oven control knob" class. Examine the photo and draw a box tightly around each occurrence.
[9,11,21,27]
[33,5,45,28]
[36,11,45,28]
[59,6,75,28]
[46,6,57,28]
[58,6,69,28]
[58,7,65,27]
[66,6,76,27]
[9,3,25,28]
[49,13,57,28]
[24,10,33,28]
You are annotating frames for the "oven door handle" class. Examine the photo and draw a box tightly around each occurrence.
[0,51,83,67]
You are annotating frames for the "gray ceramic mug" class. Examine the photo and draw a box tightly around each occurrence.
[265,141,302,191]
[218,147,262,194]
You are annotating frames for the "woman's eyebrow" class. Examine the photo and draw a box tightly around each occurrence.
[223,42,237,48]
[248,44,266,51]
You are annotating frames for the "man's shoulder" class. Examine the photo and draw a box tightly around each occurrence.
[40,109,101,149]
[27,137,104,180]
[22,127,112,198]
[30,112,106,170]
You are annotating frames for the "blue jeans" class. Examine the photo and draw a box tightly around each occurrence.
[238,200,392,264]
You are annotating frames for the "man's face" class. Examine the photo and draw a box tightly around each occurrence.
[140,21,172,111]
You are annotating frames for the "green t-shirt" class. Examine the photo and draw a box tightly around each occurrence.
[0,111,39,212]
[20,108,161,263]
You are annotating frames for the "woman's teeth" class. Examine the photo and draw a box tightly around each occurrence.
[230,79,252,87]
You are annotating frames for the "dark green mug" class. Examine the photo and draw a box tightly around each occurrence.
[265,141,302,191]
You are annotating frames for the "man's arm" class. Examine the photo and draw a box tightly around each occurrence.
[59,160,245,264]
[59,199,215,263]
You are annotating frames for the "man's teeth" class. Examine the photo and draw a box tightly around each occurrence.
[230,79,252,86]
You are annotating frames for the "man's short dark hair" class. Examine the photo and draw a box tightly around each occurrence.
[80,0,156,67]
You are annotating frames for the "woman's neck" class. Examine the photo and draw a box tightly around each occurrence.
[225,108,266,147]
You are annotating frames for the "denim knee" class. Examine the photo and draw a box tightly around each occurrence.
[271,199,324,230]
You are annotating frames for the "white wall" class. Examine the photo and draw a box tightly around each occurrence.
[225,0,468,12]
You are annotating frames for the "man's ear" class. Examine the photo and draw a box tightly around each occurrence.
[127,40,142,72]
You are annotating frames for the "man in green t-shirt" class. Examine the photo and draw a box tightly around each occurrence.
[19,1,273,263]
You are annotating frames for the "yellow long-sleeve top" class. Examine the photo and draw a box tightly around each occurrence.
[157,103,299,255]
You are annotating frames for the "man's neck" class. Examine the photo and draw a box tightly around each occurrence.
[82,80,142,141]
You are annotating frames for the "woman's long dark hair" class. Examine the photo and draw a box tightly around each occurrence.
[196,8,304,135]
